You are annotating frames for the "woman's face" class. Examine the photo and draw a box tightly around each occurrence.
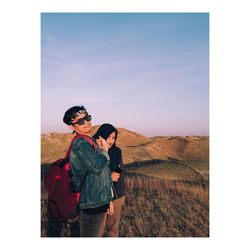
[106,131,116,149]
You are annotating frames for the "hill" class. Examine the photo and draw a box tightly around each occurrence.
[41,126,209,165]
[41,127,209,237]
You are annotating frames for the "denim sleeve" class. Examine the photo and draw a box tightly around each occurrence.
[70,139,110,175]
[97,148,110,160]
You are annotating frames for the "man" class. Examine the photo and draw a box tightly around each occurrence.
[63,105,114,237]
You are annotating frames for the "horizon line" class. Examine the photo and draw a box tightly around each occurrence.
[41,129,209,138]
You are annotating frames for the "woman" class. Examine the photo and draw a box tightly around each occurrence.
[93,124,126,237]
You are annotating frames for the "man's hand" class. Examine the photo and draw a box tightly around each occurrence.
[107,202,114,216]
[111,172,120,182]
[96,136,109,151]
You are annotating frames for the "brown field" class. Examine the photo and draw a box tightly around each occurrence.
[41,129,209,237]
[120,173,209,237]
[41,163,209,237]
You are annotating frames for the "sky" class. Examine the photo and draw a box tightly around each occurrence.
[41,13,209,137]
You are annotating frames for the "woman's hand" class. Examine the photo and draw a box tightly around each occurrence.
[107,202,114,216]
[96,136,109,151]
[111,172,120,182]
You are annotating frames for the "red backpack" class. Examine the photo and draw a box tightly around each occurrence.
[44,134,97,223]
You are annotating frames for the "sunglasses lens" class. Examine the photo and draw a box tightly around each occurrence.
[72,114,92,125]
[78,118,85,125]
[85,115,92,121]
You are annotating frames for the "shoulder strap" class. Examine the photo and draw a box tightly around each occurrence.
[65,134,97,159]
[64,135,97,193]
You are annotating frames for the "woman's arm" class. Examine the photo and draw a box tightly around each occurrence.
[119,153,125,171]
[111,150,124,182]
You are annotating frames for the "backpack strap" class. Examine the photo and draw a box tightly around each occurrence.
[65,134,97,159]
[64,135,97,194]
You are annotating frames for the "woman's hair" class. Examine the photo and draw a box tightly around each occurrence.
[63,105,87,125]
[93,123,118,142]
[93,124,121,169]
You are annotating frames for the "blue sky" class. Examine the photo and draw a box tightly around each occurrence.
[41,13,209,137]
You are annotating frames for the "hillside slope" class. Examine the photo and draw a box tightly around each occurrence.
[41,126,209,164]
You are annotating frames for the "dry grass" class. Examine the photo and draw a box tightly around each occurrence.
[120,174,209,237]
[41,171,209,237]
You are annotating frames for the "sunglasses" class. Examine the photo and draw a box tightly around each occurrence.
[70,114,92,125]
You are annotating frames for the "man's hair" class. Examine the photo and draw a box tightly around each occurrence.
[63,105,87,125]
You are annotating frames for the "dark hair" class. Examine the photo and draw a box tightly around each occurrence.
[93,124,121,173]
[63,105,87,125]
[93,123,118,142]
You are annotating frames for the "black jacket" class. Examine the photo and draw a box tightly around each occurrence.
[93,124,125,199]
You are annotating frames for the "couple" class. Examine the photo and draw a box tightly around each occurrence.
[47,105,125,237]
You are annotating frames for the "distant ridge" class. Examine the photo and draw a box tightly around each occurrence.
[41,126,209,164]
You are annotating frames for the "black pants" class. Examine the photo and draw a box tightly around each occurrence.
[79,210,107,237]
[46,218,80,237]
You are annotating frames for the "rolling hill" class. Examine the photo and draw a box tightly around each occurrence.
[41,126,209,165]
[41,127,209,237]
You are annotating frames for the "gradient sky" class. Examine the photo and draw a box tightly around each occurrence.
[41,13,209,137]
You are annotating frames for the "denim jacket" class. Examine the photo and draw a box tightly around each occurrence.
[69,136,112,209]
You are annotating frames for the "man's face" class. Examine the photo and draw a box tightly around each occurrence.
[68,112,92,135]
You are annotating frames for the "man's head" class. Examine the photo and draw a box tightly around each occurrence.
[63,105,92,135]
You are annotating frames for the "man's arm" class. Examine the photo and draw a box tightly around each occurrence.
[70,138,110,175]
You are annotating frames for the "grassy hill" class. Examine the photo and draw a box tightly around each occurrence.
[41,127,209,165]
[41,127,209,237]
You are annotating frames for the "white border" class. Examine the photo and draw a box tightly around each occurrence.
[1,0,250,249]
